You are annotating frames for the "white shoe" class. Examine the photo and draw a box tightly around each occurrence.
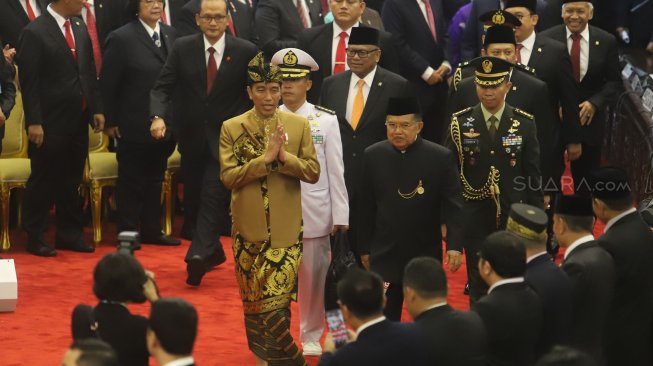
[302,341,322,356]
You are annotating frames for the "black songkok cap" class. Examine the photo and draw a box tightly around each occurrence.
[479,9,522,28]
[506,203,548,241]
[349,27,380,46]
[589,166,631,200]
[471,56,513,87]
[504,0,537,13]
[554,195,594,216]
[484,25,517,47]
[386,97,421,116]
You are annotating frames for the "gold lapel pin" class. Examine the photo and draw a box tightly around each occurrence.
[378,82,382,86]
[512,86,517,90]
[99,3,103,8]
[75,21,80,26]
[595,41,599,45]
[537,48,542,52]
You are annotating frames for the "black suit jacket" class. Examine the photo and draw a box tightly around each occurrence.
[94,302,149,366]
[526,34,581,148]
[317,320,429,366]
[461,0,502,61]
[297,22,401,103]
[450,71,556,184]
[472,282,543,366]
[318,67,411,201]
[176,0,257,44]
[0,45,17,150]
[525,253,573,357]
[381,0,449,83]
[598,212,653,366]
[0,0,48,49]
[168,0,189,26]
[101,20,178,143]
[255,0,323,56]
[17,11,102,135]
[89,0,130,52]
[561,240,615,364]
[539,24,621,146]
[150,33,258,161]
[357,137,464,282]
[414,304,487,366]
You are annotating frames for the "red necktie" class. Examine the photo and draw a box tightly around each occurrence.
[422,0,437,41]
[297,0,309,28]
[160,9,168,24]
[333,31,347,75]
[516,43,523,63]
[228,13,236,37]
[24,0,36,21]
[570,33,581,83]
[207,47,217,94]
[83,3,102,76]
[64,20,77,60]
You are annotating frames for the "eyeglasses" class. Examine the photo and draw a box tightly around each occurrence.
[141,0,165,6]
[346,48,380,58]
[385,121,417,130]
[198,15,227,23]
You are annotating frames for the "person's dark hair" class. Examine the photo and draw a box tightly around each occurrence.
[599,195,633,212]
[337,268,384,318]
[403,257,447,298]
[93,253,147,303]
[70,339,119,366]
[535,345,597,366]
[149,298,199,355]
[479,231,526,278]
[558,214,594,233]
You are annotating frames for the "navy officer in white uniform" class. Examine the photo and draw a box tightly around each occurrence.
[271,48,350,357]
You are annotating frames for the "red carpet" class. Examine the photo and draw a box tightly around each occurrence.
[0,219,469,365]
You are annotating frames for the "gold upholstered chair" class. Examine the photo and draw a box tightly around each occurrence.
[83,128,117,245]
[161,145,181,236]
[0,91,29,251]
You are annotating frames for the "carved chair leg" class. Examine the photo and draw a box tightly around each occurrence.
[161,170,173,236]
[0,184,11,252]
[16,188,24,230]
[91,181,103,246]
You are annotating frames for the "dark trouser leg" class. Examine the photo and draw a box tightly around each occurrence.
[184,158,228,262]
[23,141,57,244]
[53,128,88,245]
[463,201,496,304]
[116,141,145,233]
[383,282,404,321]
[180,153,203,238]
[571,143,602,196]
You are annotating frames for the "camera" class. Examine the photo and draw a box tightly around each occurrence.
[117,231,141,256]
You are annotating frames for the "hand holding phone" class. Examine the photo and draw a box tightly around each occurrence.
[326,309,349,349]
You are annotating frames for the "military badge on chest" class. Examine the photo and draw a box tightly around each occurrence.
[462,116,480,165]
[308,115,324,144]
[502,119,522,168]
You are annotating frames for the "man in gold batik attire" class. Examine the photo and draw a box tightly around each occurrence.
[219,52,320,366]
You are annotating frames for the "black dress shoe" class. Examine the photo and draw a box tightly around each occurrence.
[27,244,57,257]
[141,235,181,246]
[204,251,227,271]
[186,255,206,286]
[55,243,95,253]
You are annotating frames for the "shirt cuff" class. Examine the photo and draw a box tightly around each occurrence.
[421,67,435,81]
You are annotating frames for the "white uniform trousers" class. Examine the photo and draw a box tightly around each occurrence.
[298,235,331,343]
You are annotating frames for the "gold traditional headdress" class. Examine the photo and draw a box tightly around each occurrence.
[247,52,282,85]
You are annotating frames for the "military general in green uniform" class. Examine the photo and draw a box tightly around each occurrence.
[447,56,543,302]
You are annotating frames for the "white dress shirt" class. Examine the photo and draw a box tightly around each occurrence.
[603,207,637,233]
[163,356,195,366]
[47,4,73,41]
[355,316,386,337]
[331,21,360,73]
[204,33,226,70]
[566,25,590,81]
[139,18,161,39]
[487,277,524,294]
[563,234,595,260]
[518,30,536,66]
[526,251,548,264]
[346,66,377,124]
[20,0,42,18]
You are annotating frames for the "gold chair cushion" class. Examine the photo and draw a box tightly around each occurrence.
[88,152,118,180]
[0,158,31,182]
[167,146,181,169]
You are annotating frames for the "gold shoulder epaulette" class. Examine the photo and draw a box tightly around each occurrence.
[514,108,534,119]
[452,107,472,117]
[315,105,336,115]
